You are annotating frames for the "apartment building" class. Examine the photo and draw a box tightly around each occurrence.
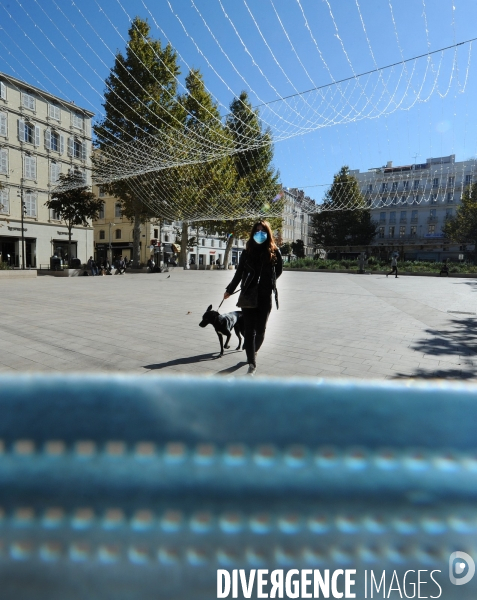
[0,72,94,267]
[351,154,477,261]
[281,188,315,256]
[92,187,241,266]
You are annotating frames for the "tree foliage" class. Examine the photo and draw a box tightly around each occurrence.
[205,91,282,266]
[443,181,477,261]
[292,239,305,258]
[94,16,181,266]
[311,166,378,249]
[46,172,103,265]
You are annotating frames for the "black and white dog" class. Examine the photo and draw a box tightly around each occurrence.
[199,305,244,357]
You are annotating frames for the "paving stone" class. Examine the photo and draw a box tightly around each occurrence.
[1,271,477,380]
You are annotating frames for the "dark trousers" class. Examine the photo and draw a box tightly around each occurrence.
[387,265,398,277]
[242,297,272,367]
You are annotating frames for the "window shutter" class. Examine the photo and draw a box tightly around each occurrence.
[81,140,87,161]
[0,112,6,136]
[45,128,51,150]
[18,119,25,142]
[60,134,65,155]
[0,82,5,100]
[0,149,7,174]
[67,136,73,157]
[34,125,40,147]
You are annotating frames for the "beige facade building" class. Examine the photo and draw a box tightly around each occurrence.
[281,188,316,256]
[0,71,94,268]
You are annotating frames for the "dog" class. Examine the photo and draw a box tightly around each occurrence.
[199,305,244,357]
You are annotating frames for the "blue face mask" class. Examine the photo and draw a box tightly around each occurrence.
[253,231,268,245]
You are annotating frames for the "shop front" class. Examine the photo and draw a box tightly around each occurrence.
[52,239,77,266]
[0,235,36,267]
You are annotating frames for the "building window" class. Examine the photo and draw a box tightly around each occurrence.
[428,224,436,235]
[0,81,6,101]
[379,212,386,222]
[99,230,105,240]
[430,209,436,218]
[202,239,205,246]
[48,104,61,120]
[49,161,61,183]
[410,225,417,237]
[0,147,7,174]
[403,181,409,190]
[0,187,9,214]
[465,174,473,185]
[74,138,84,159]
[400,195,407,205]
[23,192,37,217]
[367,184,373,192]
[115,229,121,240]
[165,235,169,242]
[431,193,437,204]
[399,226,406,238]
[22,121,34,144]
[400,211,407,221]
[114,203,122,218]
[98,203,104,219]
[98,187,105,197]
[447,193,453,204]
[389,226,395,238]
[433,178,439,188]
[392,195,397,205]
[448,176,455,186]
[390,211,396,223]
[211,240,214,247]
[154,229,158,238]
[446,208,453,219]
[24,155,37,180]
[0,111,7,137]
[381,182,388,192]
[378,227,385,239]
[22,92,35,111]
[72,113,84,130]
[392,182,398,191]
[411,210,418,221]
[413,179,420,190]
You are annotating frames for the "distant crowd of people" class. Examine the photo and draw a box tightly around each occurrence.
[87,256,129,276]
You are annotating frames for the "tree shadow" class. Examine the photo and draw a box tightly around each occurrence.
[143,350,243,371]
[392,317,477,379]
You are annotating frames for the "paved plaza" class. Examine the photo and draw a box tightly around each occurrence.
[1,270,477,380]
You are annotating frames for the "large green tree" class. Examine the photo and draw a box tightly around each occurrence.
[443,181,477,262]
[46,172,103,265]
[312,166,377,250]
[94,16,181,267]
[212,91,282,266]
[167,69,237,266]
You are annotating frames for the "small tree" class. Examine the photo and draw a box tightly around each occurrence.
[292,239,305,258]
[46,172,103,265]
[443,181,477,263]
[312,166,378,250]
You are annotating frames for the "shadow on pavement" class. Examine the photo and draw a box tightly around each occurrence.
[143,350,244,370]
[392,317,477,379]
[215,361,248,376]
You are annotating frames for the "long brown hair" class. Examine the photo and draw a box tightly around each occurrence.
[245,220,279,263]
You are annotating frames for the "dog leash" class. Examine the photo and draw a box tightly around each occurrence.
[217,288,241,312]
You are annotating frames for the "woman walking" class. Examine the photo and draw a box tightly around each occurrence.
[223,221,282,376]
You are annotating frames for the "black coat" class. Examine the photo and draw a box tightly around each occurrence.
[226,247,283,298]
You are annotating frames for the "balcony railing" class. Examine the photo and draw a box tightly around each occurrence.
[427,217,439,223]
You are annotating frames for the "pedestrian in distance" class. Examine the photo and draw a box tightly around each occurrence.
[223,220,282,376]
[87,256,97,276]
[386,253,399,278]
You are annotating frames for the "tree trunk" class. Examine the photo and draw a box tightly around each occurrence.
[223,235,234,268]
[67,224,73,267]
[132,211,141,268]
[179,221,189,267]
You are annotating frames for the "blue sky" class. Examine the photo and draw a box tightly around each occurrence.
[1,0,477,201]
